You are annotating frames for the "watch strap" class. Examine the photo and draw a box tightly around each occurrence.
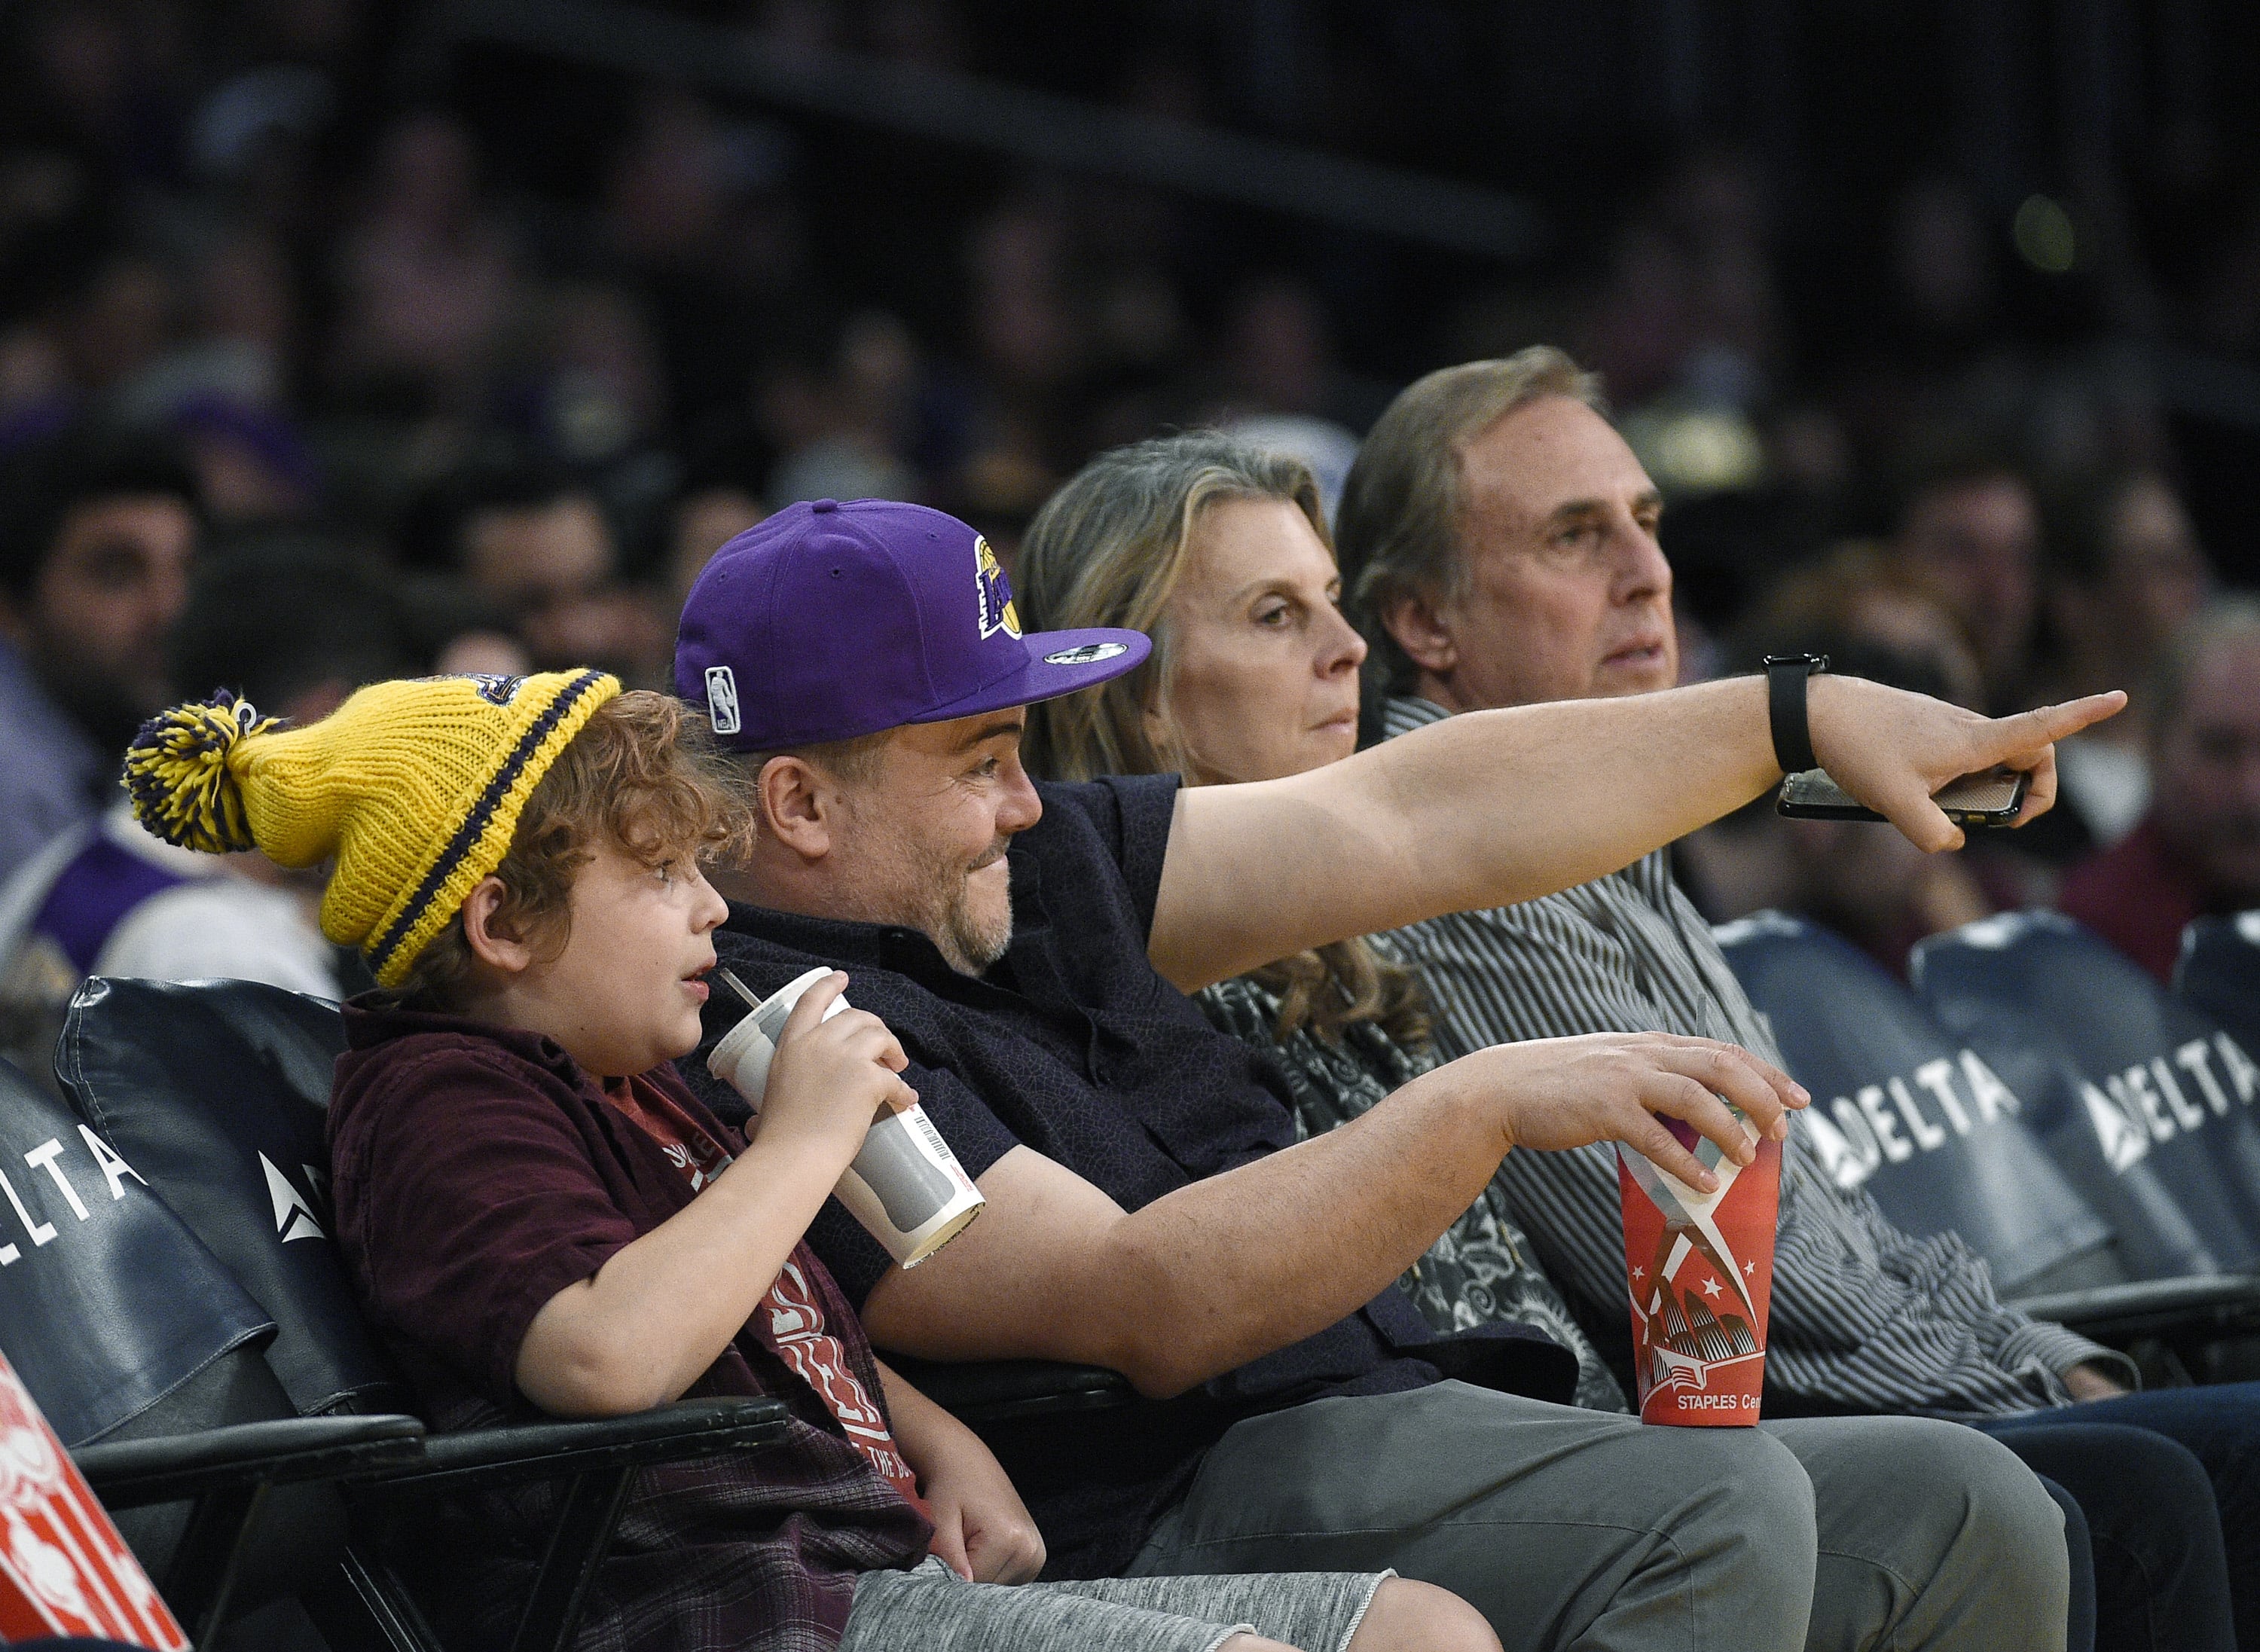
[1764,654,1826,774]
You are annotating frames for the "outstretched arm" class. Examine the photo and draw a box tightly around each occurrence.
[1148,674,2124,991]
[862,1030,1804,1397]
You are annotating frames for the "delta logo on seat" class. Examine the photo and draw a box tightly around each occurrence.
[2073,1034,2260,1174]
[0,1128,148,1265]
[1800,1051,2024,1190]
[0,1135,334,1262]
[261,1153,328,1244]
[1799,1034,2260,1188]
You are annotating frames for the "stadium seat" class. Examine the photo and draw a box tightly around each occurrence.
[890,1355,1135,1424]
[2176,912,2260,1055]
[72,1410,426,1649]
[0,1046,426,1646]
[52,977,399,1418]
[1913,912,2260,1278]
[0,1052,274,1451]
[1714,912,2115,1295]
[50,977,790,1652]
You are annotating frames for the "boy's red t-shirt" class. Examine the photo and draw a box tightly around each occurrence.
[603,1075,924,1507]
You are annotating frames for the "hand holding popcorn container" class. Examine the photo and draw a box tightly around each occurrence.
[1617,1114,1781,1425]
[708,966,985,1267]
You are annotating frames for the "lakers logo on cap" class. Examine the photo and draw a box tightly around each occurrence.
[974,536,1022,640]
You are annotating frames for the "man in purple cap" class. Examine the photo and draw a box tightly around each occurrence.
[677,496,2120,1651]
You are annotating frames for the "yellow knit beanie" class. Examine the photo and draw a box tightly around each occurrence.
[123,670,620,987]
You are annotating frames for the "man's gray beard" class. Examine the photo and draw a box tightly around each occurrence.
[857,805,1015,976]
[903,839,1012,976]
[936,893,1012,977]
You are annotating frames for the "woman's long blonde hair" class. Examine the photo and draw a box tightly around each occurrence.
[1018,430,1428,1049]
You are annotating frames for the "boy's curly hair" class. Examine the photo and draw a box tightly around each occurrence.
[396,690,752,1006]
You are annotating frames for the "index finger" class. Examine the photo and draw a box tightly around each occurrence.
[1975,692,2127,766]
[779,971,850,1035]
[1655,1040,1806,1141]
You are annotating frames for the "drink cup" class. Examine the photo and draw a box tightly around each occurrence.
[1616,1115,1780,1425]
[707,966,985,1267]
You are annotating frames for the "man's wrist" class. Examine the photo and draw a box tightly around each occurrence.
[1764,654,1827,774]
[2060,1357,2133,1402]
[1431,1052,1522,1157]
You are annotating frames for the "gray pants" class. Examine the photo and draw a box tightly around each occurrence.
[1128,1382,2068,1652]
[841,1555,1389,1652]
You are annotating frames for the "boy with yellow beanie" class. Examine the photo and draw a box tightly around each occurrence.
[124,673,1447,1652]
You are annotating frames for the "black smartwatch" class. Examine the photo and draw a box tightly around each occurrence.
[1763,654,1828,774]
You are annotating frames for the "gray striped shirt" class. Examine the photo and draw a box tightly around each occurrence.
[1375,695,2114,1416]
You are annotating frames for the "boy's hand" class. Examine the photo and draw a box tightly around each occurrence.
[753,973,919,1161]
[924,1437,1046,1584]
[872,1359,1047,1584]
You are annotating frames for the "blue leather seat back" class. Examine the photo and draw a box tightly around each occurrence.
[1713,912,2112,1294]
[53,977,402,1416]
[0,1055,273,1446]
[2176,913,2260,1055]
[1913,912,2260,1275]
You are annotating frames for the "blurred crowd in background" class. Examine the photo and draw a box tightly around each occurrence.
[0,0,2255,1059]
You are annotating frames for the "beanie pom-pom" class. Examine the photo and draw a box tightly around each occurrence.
[121,692,282,853]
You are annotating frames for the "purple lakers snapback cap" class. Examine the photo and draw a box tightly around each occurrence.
[674,498,1150,750]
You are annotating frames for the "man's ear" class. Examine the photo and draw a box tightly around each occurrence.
[460,875,537,975]
[1382,589,1457,677]
[757,756,838,863]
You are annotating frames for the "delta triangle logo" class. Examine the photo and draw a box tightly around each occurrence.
[261,1153,327,1243]
[974,536,1021,640]
[2079,1081,2150,1172]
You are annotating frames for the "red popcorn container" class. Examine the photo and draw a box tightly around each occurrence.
[1617,1117,1781,1426]
[0,1348,187,1648]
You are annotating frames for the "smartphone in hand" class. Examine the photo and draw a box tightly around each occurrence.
[1776,766,2029,827]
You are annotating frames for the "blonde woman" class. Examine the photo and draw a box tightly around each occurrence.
[1019,430,1625,1411]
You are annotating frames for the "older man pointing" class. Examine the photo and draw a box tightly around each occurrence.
[673,493,2115,1652]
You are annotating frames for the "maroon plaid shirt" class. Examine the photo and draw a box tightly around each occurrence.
[329,1003,933,1652]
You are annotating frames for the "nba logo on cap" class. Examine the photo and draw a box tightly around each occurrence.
[705,665,741,735]
[975,536,1020,640]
